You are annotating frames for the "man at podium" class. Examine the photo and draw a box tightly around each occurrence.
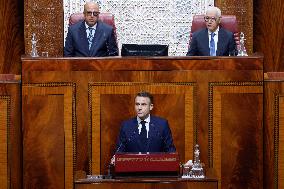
[116,91,176,153]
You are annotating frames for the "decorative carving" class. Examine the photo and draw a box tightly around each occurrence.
[64,0,214,56]
[88,82,197,174]
[24,0,63,56]
[215,0,253,54]
[0,96,11,189]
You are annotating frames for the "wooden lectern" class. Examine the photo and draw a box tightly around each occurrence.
[114,153,180,177]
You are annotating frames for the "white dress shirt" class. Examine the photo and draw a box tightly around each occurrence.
[137,115,150,138]
[208,26,219,55]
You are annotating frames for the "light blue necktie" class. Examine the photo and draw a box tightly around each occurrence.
[210,32,216,56]
[87,27,95,50]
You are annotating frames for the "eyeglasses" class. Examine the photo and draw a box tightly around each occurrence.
[85,11,100,17]
[204,16,218,22]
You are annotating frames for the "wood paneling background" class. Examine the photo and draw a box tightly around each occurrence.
[24,0,63,57]
[0,0,282,72]
[254,0,284,72]
[22,83,75,189]
[22,56,263,189]
[264,75,284,189]
[215,0,254,55]
[0,76,21,189]
[0,0,24,74]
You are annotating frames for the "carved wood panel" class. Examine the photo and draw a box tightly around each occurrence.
[22,83,76,189]
[215,0,253,55]
[89,82,197,174]
[0,96,10,189]
[0,0,24,74]
[264,79,284,189]
[209,82,263,189]
[0,80,21,189]
[24,0,63,57]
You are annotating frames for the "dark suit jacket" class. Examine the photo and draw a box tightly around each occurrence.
[186,27,237,56]
[64,21,118,57]
[116,116,176,153]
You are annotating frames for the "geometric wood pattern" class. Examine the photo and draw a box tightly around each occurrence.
[0,96,10,189]
[278,95,284,189]
[0,78,21,189]
[215,0,253,55]
[21,56,263,189]
[89,82,197,174]
[209,82,263,189]
[22,83,76,189]
[24,0,63,56]
[264,77,284,189]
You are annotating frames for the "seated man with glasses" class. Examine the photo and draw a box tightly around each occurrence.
[64,2,118,57]
[186,6,237,56]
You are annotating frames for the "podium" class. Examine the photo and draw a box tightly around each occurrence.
[114,153,180,177]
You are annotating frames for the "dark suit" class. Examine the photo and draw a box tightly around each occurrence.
[186,27,237,56]
[64,21,118,57]
[116,116,176,153]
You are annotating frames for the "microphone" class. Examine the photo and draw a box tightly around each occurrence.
[110,129,137,166]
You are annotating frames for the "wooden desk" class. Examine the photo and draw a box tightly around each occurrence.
[22,56,263,189]
[75,177,218,189]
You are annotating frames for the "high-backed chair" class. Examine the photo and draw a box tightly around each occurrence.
[69,12,117,39]
[190,15,240,46]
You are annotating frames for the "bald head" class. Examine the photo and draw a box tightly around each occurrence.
[84,2,100,12]
[83,2,100,27]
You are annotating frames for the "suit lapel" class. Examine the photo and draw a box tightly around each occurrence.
[201,29,210,56]
[217,28,226,56]
[90,22,103,56]
[79,22,90,55]
[131,118,144,152]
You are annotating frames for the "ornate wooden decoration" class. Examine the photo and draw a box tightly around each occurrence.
[208,81,263,189]
[215,0,253,55]
[88,82,197,174]
[22,83,76,189]
[24,1,63,57]
[0,77,21,189]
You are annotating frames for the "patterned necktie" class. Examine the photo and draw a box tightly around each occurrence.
[140,120,147,152]
[87,27,95,50]
[210,32,216,56]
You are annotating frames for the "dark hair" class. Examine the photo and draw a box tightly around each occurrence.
[136,91,154,104]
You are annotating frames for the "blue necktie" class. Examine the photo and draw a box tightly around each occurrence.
[210,32,216,56]
[140,121,147,152]
[87,27,95,50]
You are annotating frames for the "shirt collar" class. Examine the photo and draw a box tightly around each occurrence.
[208,26,220,35]
[137,114,151,124]
[85,23,97,30]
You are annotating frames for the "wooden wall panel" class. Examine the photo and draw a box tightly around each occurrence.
[0,97,9,189]
[21,56,263,188]
[254,0,284,72]
[215,0,253,55]
[0,76,21,189]
[89,83,196,174]
[0,0,24,74]
[209,83,263,189]
[22,84,76,189]
[24,0,63,57]
[264,78,284,189]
